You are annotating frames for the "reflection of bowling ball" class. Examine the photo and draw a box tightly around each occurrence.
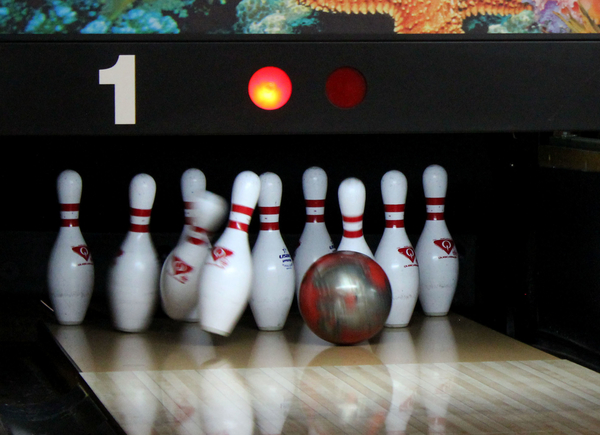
[298,251,392,345]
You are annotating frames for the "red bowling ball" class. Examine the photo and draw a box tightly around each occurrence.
[298,251,392,345]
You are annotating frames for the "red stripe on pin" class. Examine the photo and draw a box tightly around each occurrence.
[343,215,363,223]
[232,204,254,216]
[228,220,249,232]
[385,220,404,228]
[385,204,405,212]
[426,198,445,205]
[307,215,325,223]
[305,199,325,207]
[130,208,152,217]
[60,204,79,212]
[344,229,363,238]
[427,212,445,220]
[61,219,79,227]
[187,236,207,245]
[130,223,149,232]
[261,222,279,231]
[260,206,280,215]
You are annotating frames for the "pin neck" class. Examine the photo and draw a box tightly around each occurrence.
[425,197,445,221]
[60,203,80,227]
[342,214,363,238]
[227,203,254,233]
[384,204,405,228]
[130,207,152,232]
[259,206,280,231]
[183,201,195,225]
[305,199,325,223]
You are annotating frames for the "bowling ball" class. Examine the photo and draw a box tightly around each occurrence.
[298,251,392,345]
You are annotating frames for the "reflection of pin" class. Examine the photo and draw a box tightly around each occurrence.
[415,165,459,317]
[293,167,335,297]
[47,170,94,325]
[247,331,294,435]
[108,174,160,332]
[250,172,295,331]
[415,316,457,434]
[374,170,419,327]
[198,171,260,336]
[197,361,254,435]
[373,328,418,434]
[160,190,227,322]
[337,177,373,258]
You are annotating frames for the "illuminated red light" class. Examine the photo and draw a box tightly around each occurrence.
[248,66,292,110]
[326,67,367,109]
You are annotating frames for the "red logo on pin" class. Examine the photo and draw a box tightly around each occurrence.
[72,245,91,262]
[398,247,417,263]
[434,239,455,255]
[210,246,234,268]
[170,256,193,283]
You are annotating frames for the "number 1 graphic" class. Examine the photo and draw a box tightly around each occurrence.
[99,55,136,125]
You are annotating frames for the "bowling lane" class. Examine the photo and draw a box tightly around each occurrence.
[48,311,600,434]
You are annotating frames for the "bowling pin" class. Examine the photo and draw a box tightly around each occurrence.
[47,170,94,325]
[250,172,295,331]
[293,166,335,296]
[108,173,160,332]
[415,164,459,316]
[177,168,206,245]
[337,177,374,258]
[160,190,228,322]
[374,170,419,327]
[198,171,261,336]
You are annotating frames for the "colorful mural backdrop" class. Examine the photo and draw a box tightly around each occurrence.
[0,0,597,34]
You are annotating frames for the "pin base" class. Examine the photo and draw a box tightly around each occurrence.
[201,325,232,337]
[385,323,409,328]
[257,326,284,331]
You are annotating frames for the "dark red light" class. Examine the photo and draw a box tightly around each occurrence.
[325,67,367,109]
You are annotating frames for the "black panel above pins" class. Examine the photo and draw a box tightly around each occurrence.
[2,132,541,236]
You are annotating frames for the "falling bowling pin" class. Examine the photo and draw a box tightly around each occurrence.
[47,170,94,325]
[293,166,335,297]
[160,190,228,322]
[337,177,374,258]
[250,172,295,331]
[374,170,419,327]
[198,171,261,336]
[108,173,160,332]
[415,164,459,316]
[177,168,206,245]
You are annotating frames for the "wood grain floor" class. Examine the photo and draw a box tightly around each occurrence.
[48,312,600,434]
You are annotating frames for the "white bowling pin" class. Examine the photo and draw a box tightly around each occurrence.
[160,190,228,322]
[293,167,335,296]
[177,168,206,245]
[374,170,419,328]
[250,172,295,331]
[47,170,94,325]
[198,171,261,336]
[415,164,459,316]
[337,177,374,258]
[294,166,335,297]
[108,173,160,332]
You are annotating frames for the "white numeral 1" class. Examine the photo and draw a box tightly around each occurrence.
[99,55,136,125]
